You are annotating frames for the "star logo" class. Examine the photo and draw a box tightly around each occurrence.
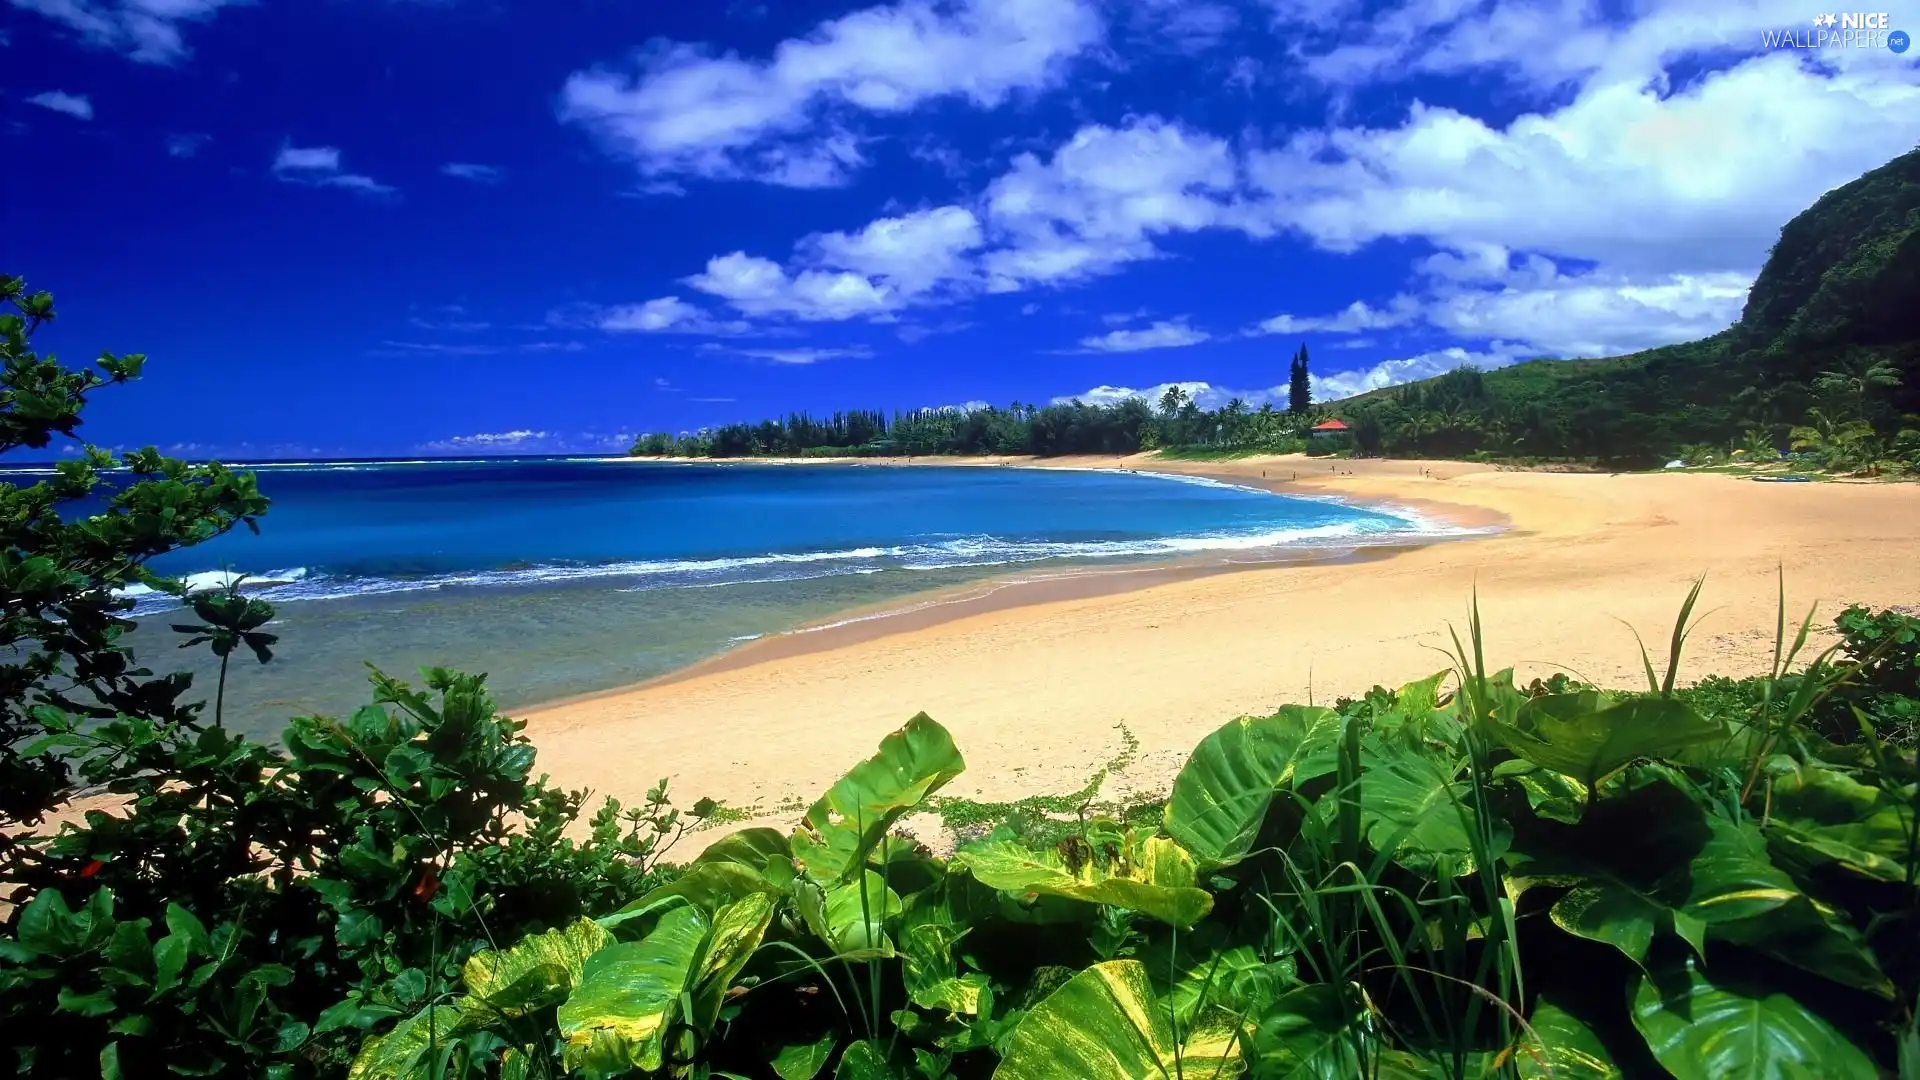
[1812,12,1837,26]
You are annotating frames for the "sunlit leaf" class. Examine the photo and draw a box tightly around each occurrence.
[991,960,1243,1080]
[458,917,611,1022]
[1491,694,1726,788]
[792,713,965,885]
[1164,706,1344,868]
[1630,955,1876,1079]
[955,832,1214,927]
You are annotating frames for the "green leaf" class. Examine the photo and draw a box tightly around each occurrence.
[347,1005,464,1080]
[797,870,903,954]
[1246,984,1364,1079]
[559,905,708,1075]
[696,827,793,874]
[1630,955,1876,1079]
[991,959,1244,1080]
[163,903,212,956]
[459,917,613,1022]
[558,892,775,1075]
[1512,782,1799,966]
[1164,943,1294,1035]
[837,1040,900,1080]
[1163,706,1344,867]
[1351,735,1497,876]
[1492,694,1726,788]
[954,832,1214,927]
[57,986,118,1016]
[791,713,965,885]
[902,923,988,1016]
[772,1031,838,1080]
[1516,997,1620,1080]
[153,933,190,993]
[1764,763,1916,882]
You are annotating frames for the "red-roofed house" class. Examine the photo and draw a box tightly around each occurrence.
[1309,418,1350,438]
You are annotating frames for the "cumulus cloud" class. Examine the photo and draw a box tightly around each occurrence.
[597,296,753,335]
[26,90,92,119]
[1308,342,1539,401]
[1254,296,1420,335]
[441,162,503,183]
[686,252,899,321]
[10,0,245,65]
[558,0,1102,187]
[1077,319,1211,353]
[272,144,395,197]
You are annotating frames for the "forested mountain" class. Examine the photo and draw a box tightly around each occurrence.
[1341,147,1920,469]
[633,149,1918,471]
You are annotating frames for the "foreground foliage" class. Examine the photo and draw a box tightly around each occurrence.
[343,588,1920,1080]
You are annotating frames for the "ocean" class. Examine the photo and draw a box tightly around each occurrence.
[7,458,1466,740]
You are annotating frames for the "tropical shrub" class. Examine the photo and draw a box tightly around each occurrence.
[0,277,696,1078]
[349,589,1920,1080]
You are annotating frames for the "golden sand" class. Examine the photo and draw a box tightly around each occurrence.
[517,455,1920,848]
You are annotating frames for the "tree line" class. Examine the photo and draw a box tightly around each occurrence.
[630,348,1333,459]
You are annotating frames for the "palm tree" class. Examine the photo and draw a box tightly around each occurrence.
[1814,351,1902,421]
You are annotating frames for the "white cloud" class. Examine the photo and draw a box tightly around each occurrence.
[982,118,1240,289]
[1422,266,1751,357]
[686,252,899,321]
[1254,296,1420,335]
[558,0,1102,187]
[1244,54,1920,278]
[10,0,245,65]
[593,297,749,336]
[272,144,395,196]
[26,90,92,119]
[803,205,985,298]
[1059,380,1244,409]
[442,162,503,183]
[726,346,873,364]
[419,429,634,454]
[1077,319,1210,352]
[1309,342,1537,401]
[166,132,209,157]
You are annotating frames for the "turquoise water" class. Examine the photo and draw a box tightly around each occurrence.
[5,458,1460,740]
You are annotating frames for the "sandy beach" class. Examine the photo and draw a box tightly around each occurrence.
[517,455,1920,847]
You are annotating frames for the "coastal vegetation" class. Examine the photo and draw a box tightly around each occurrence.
[6,150,1920,1078]
[633,148,1919,476]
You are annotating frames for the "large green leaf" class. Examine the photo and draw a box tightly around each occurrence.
[1351,736,1495,876]
[795,870,904,955]
[902,923,989,1016]
[1764,763,1916,882]
[792,713,965,885]
[1711,892,1892,997]
[697,827,795,874]
[1630,955,1877,1079]
[602,861,781,936]
[954,832,1214,927]
[837,1040,900,1080]
[1511,782,1798,965]
[991,960,1243,1080]
[458,917,612,1022]
[1164,706,1344,868]
[1244,983,1363,1079]
[1491,694,1726,788]
[1515,997,1620,1080]
[1164,943,1294,1035]
[348,1005,464,1080]
[772,1031,838,1080]
[557,893,772,1075]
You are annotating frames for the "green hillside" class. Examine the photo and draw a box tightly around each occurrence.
[1338,147,1920,471]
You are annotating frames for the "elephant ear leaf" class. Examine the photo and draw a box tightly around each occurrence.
[1630,954,1877,1080]
[792,713,965,885]
[954,832,1214,927]
[1516,997,1620,1080]
[458,917,611,1021]
[991,960,1243,1080]
[557,906,710,1074]
[348,1005,465,1080]
[1352,736,1497,877]
[1492,695,1725,788]
[1163,706,1343,868]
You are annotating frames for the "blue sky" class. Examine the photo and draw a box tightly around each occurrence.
[5,0,1918,458]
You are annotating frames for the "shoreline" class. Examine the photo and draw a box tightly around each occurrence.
[521,453,1509,712]
[518,452,1920,851]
